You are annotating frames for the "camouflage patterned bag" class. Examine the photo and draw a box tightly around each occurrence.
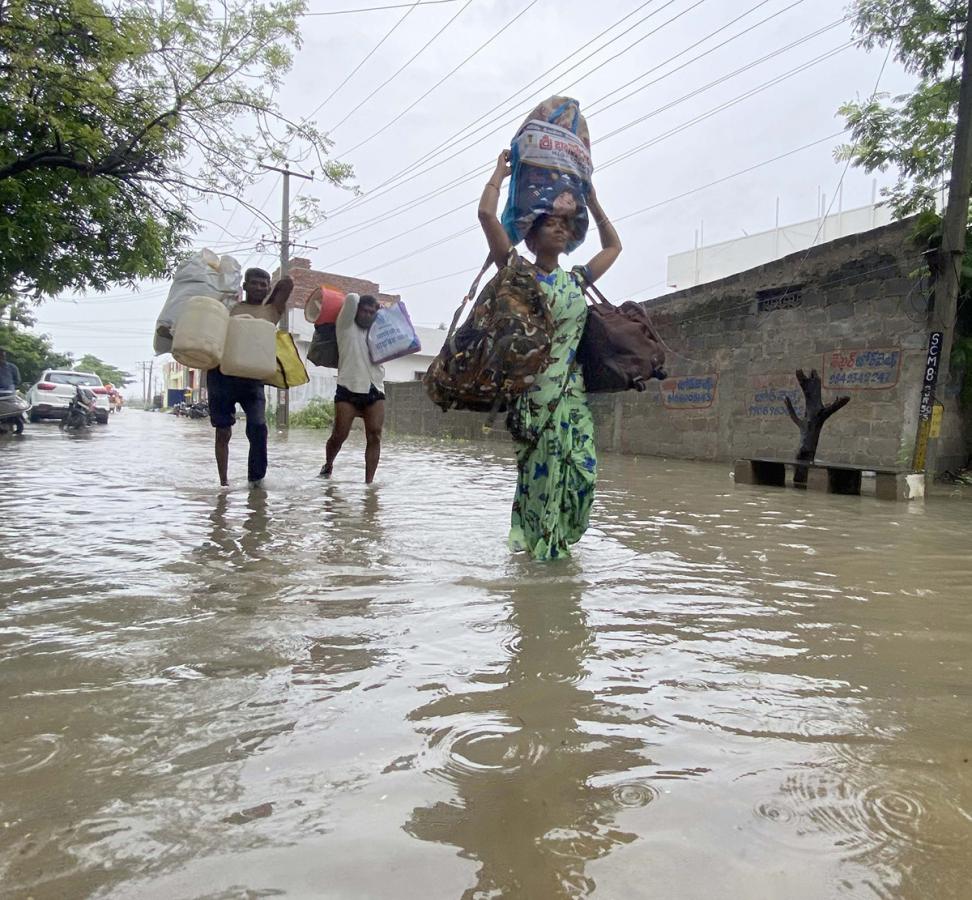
[424,251,554,413]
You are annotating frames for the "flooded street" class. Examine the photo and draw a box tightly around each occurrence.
[1,411,970,899]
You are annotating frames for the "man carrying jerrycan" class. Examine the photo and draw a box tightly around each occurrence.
[208,268,293,488]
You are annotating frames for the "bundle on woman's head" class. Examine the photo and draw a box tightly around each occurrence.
[502,96,593,255]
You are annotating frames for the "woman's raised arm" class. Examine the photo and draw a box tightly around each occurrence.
[584,186,622,282]
[478,150,513,268]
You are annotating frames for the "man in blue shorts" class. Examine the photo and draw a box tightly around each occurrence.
[320,293,385,484]
[208,268,293,488]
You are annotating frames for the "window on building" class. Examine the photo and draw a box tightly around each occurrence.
[756,284,804,313]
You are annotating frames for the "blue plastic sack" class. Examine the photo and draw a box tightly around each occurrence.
[501,97,593,254]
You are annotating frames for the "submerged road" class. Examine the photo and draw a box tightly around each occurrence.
[1,411,969,898]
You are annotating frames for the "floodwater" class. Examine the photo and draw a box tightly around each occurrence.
[0,411,970,900]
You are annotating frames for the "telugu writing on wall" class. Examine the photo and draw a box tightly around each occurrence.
[748,373,805,417]
[823,347,901,389]
[661,374,718,410]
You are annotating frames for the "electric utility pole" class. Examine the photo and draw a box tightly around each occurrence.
[259,162,314,430]
[919,0,972,477]
[137,360,154,409]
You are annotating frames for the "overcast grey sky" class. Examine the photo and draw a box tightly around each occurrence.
[32,0,919,391]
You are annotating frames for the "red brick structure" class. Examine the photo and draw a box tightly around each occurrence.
[272,258,400,313]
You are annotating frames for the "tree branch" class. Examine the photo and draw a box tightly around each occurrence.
[783,395,802,427]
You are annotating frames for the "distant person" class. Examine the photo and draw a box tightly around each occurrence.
[320,293,385,484]
[207,268,293,488]
[0,348,20,393]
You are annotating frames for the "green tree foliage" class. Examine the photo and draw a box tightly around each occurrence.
[836,0,968,216]
[0,324,72,387]
[911,208,972,402]
[0,0,353,301]
[73,353,132,386]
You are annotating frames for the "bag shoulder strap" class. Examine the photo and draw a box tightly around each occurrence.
[444,254,494,341]
[445,248,544,342]
[570,265,612,308]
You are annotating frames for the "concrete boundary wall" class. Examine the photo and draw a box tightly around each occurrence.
[384,219,967,470]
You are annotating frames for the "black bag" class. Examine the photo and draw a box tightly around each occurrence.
[306,322,338,368]
[575,277,667,393]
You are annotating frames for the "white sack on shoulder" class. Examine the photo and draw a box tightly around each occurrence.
[154,249,241,353]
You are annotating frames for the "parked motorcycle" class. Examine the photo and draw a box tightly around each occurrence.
[172,400,209,419]
[0,390,30,435]
[60,385,98,430]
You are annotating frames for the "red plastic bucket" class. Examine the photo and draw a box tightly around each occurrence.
[304,286,345,324]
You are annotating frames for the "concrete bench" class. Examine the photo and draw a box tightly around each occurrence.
[734,457,924,502]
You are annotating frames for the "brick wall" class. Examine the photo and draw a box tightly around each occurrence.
[383,219,968,471]
[272,258,400,313]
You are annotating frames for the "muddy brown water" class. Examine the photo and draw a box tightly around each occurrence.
[0,411,970,899]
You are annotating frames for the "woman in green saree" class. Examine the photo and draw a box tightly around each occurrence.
[478,151,623,560]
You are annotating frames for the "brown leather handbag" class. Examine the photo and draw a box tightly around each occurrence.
[575,276,667,393]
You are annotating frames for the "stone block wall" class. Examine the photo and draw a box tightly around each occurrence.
[384,218,967,470]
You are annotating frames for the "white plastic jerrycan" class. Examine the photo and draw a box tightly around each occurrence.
[220,314,278,381]
[171,295,230,370]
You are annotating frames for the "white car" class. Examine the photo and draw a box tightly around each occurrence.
[27,370,111,424]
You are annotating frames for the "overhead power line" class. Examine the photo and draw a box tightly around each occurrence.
[804,40,896,254]
[612,131,847,224]
[304,1,463,13]
[335,0,544,158]
[344,0,681,201]
[304,0,425,122]
[351,42,853,277]
[356,133,847,283]
[381,133,860,298]
[329,0,475,133]
[314,0,815,233]
[745,34,899,320]
[205,2,430,252]
[327,0,702,219]
[315,167,488,249]
[587,0,818,116]
[595,23,849,146]
[599,42,852,169]
[79,1,463,19]
[387,265,483,292]
[316,23,853,265]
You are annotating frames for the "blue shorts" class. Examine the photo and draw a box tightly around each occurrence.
[207,368,266,429]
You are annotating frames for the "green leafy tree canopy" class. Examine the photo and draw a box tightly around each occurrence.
[0,324,72,387]
[0,0,354,301]
[836,0,968,216]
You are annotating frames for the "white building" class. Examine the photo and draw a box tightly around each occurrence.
[666,203,894,290]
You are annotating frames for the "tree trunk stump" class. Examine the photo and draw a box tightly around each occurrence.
[784,368,851,486]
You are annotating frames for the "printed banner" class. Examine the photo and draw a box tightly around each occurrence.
[748,373,805,418]
[518,121,593,179]
[661,374,717,410]
[823,348,901,389]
